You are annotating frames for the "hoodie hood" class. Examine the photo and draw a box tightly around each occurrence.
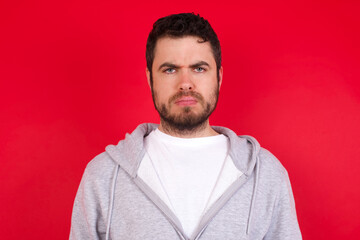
[105,123,260,178]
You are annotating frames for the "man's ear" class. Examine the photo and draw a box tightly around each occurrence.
[146,68,151,89]
[218,66,223,90]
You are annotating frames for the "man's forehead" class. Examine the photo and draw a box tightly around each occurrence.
[153,36,215,66]
[154,35,208,49]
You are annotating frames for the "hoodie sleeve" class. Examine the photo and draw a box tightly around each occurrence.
[264,171,302,240]
[69,162,108,240]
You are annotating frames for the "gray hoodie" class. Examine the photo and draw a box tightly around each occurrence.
[70,123,302,240]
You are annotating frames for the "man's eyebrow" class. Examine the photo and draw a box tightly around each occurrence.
[158,61,210,71]
[189,61,210,68]
[158,62,179,71]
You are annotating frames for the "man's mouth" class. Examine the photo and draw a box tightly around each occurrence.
[174,96,198,106]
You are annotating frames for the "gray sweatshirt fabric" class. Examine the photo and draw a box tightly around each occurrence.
[70,123,302,240]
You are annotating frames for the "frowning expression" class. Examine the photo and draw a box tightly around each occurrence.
[147,36,223,131]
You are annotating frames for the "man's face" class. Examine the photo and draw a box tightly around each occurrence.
[147,36,223,132]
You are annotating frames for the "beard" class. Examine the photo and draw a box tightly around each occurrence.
[151,85,219,134]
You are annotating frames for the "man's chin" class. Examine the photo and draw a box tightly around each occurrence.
[171,106,200,115]
[170,111,201,120]
[156,102,213,132]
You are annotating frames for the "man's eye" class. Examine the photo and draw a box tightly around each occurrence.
[194,67,205,72]
[164,68,176,73]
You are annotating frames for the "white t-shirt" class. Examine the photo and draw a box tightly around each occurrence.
[138,129,243,237]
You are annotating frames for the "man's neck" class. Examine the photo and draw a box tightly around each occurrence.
[158,120,219,138]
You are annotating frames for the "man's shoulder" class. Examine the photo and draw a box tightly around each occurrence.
[258,147,290,180]
[83,151,116,181]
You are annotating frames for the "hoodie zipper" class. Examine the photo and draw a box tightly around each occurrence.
[133,173,250,240]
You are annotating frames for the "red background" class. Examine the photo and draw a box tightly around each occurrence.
[1,0,359,239]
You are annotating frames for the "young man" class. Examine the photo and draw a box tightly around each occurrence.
[70,13,302,240]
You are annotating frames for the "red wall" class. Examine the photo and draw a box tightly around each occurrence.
[1,0,359,239]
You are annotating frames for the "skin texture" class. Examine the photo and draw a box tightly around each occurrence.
[146,36,223,138]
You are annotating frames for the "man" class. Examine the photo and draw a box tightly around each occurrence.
[70,13,302,240]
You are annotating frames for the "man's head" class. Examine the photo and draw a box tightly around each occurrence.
[146,13,223,135]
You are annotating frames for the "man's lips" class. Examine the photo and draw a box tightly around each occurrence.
[174,96,198,106]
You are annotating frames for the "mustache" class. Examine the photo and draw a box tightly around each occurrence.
[168,91,204,104]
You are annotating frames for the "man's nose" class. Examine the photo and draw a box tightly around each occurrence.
[178,70,194,91]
